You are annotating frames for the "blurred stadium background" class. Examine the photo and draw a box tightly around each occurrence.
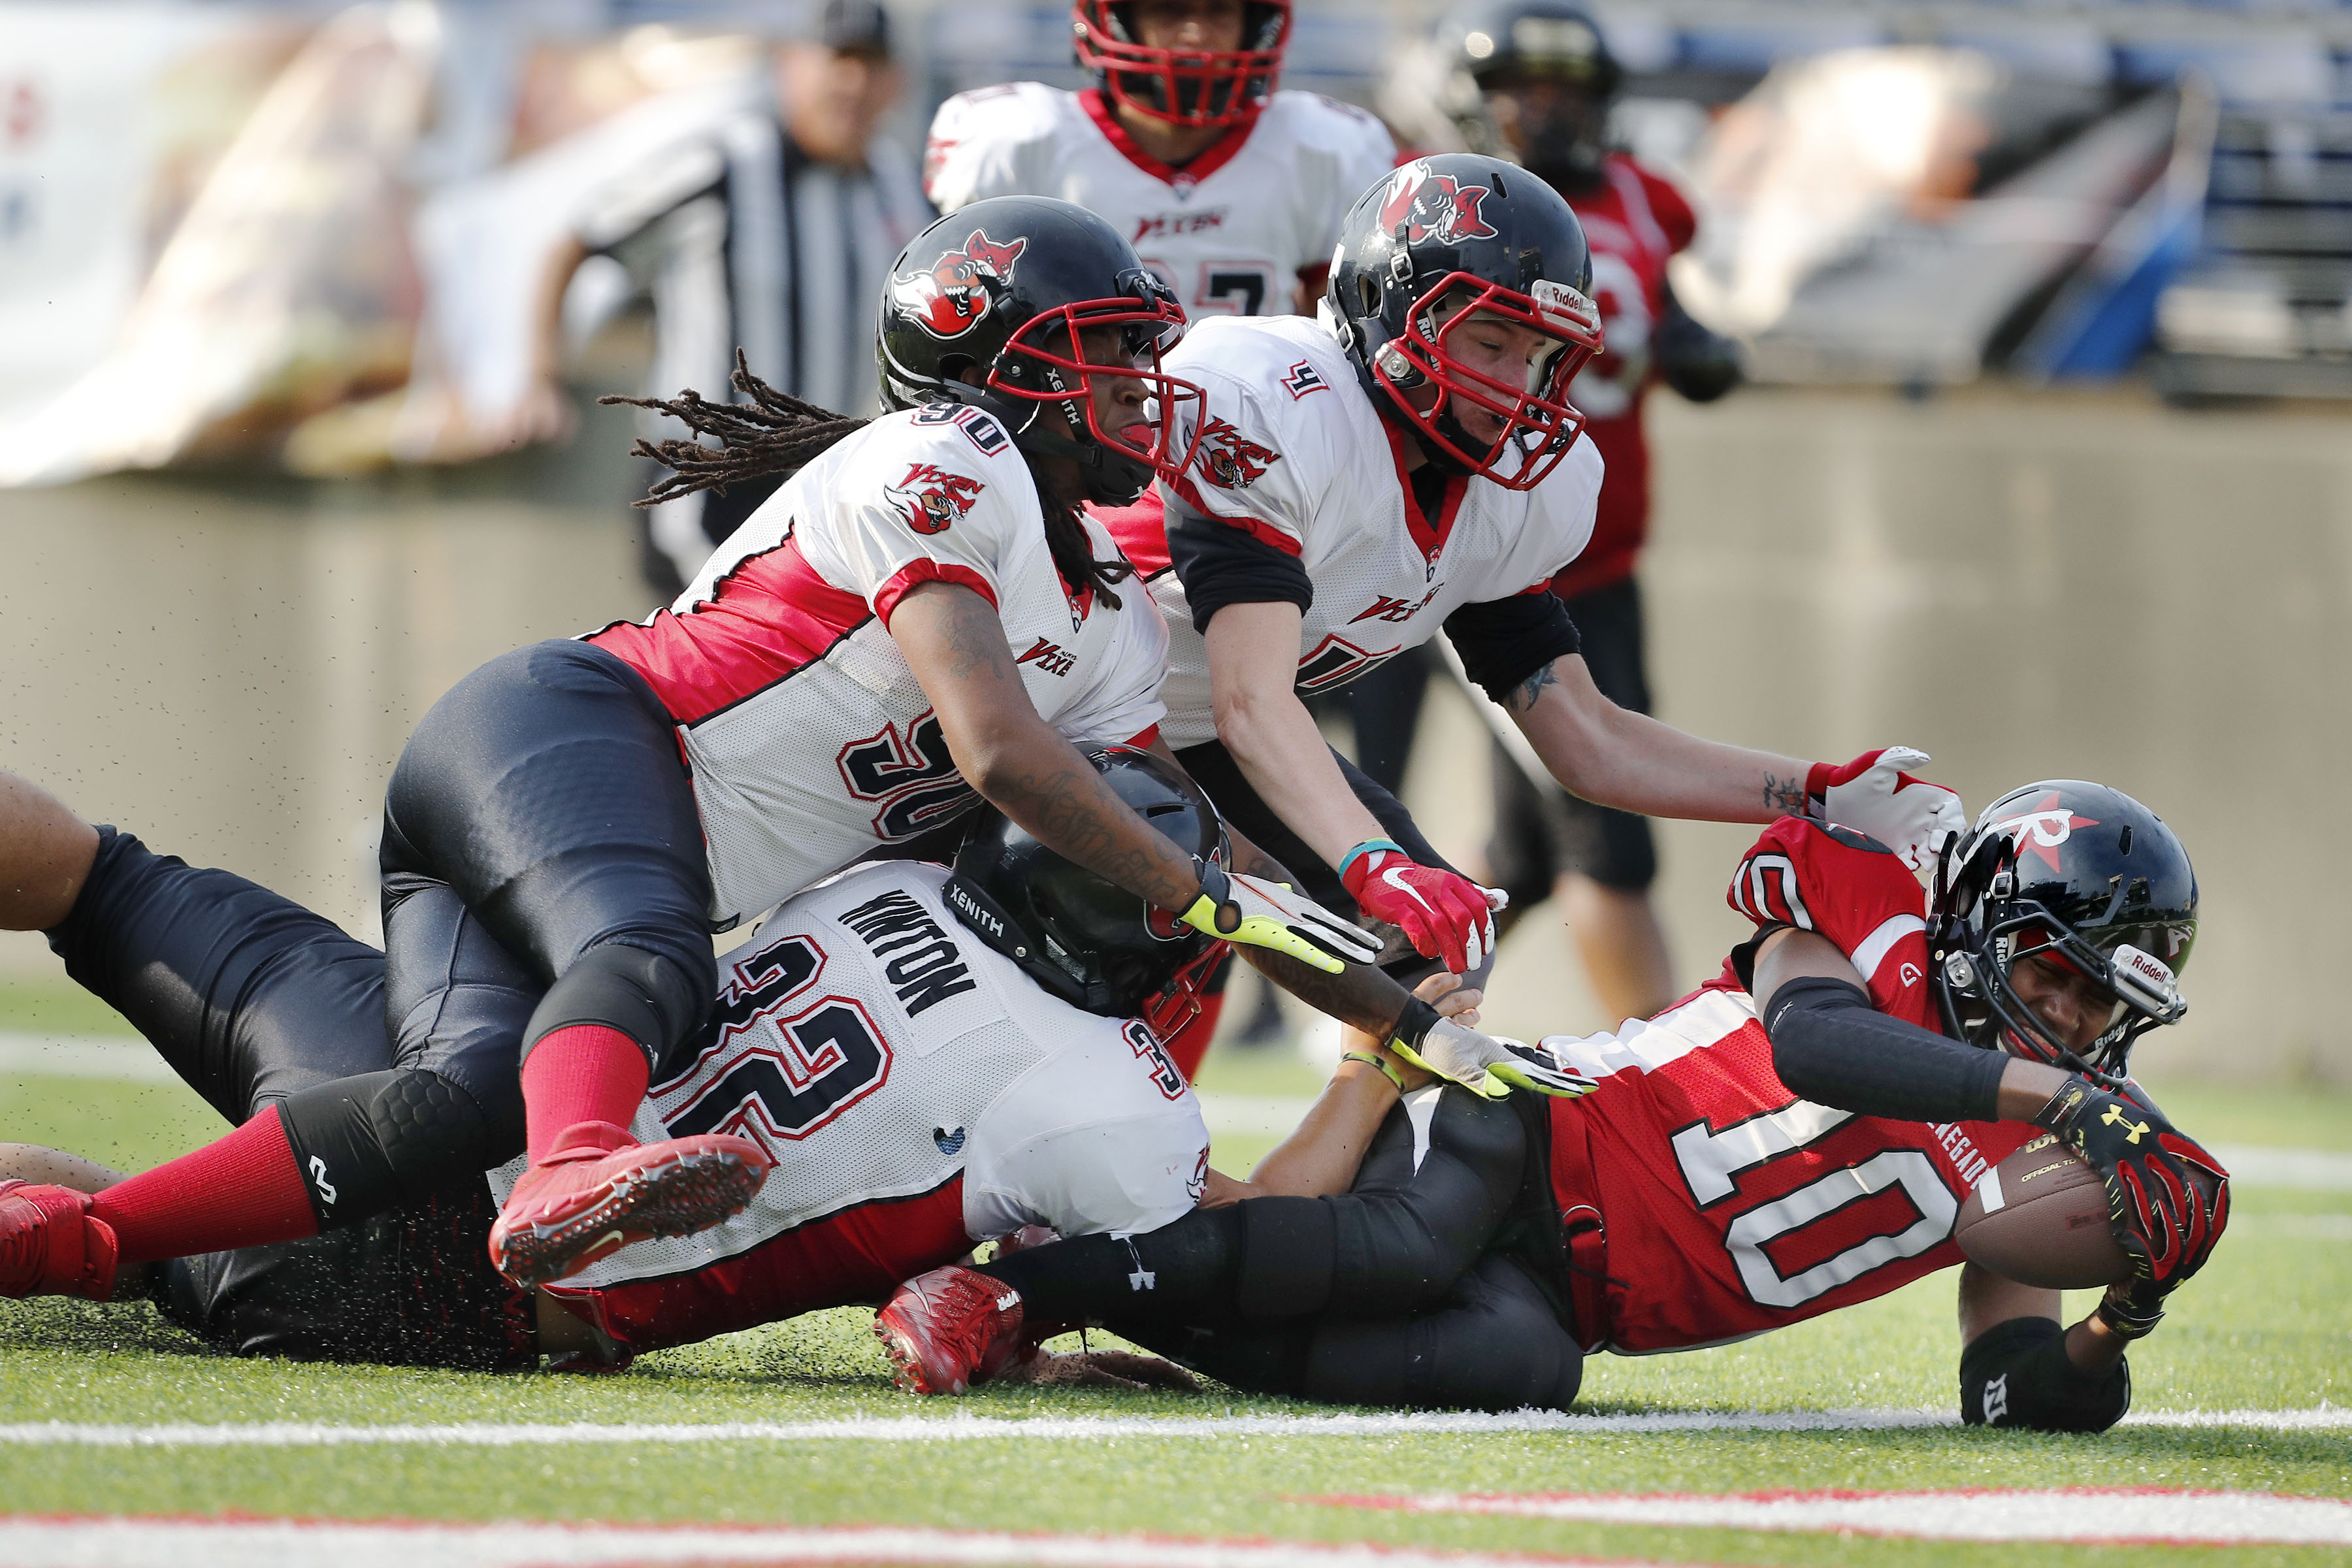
[4,0,2349,1083]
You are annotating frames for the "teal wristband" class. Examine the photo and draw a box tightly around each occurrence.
[1337,838,1407,879]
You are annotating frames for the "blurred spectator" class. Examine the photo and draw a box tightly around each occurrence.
[521,0,932,597]
[1442,1,1742,1026]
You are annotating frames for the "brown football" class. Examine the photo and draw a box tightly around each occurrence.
[1954,1135,2131,1289]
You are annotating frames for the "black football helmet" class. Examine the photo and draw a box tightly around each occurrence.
[1073,0,1291,129]
[1326,154,1603,490]
[1929,781,2197,1079]
[1439,2,1620,193]
[879,196,1203,505]
[943,744,1228,1031]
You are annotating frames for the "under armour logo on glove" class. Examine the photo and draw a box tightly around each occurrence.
[1806,748,1968,876]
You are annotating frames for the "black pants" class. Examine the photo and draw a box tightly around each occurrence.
[46,828,527,1367]
[987,1086,1582,1410]
[1487,577,1658,898]
[1175,736,1460,985]
[380,639,719,1094]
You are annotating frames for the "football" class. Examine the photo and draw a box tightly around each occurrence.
[1954,1135,2131,1289]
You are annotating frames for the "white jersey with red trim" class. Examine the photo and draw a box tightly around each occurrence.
[1128,313,1604,747]
[924,83,1394,319]
[587,406,1168,928]
[1537,817,2036,1354]
[495,860,1210,1354]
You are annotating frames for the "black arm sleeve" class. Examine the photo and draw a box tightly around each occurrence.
[1959,1316,2131,1432]
[1441,592,1582,704]
[1164,495,1313,632]
[1761,973,2008,1124]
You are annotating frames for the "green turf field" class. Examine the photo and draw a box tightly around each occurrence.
[3,977,2349,1565]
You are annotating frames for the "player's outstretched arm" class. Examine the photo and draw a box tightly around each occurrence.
[893,582,1378,975]
[1955,1262,2133,1431]
[1204,601,1500,973]
[1501,657,1965,870]
[0,770,100,932]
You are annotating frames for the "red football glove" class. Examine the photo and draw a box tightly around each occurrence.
[1340,841,1499,974]
[1806,747,1968,874]
[2033,1079,2231,1294]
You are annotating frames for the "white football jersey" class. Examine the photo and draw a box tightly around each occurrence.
[1130,314,1605,748]
[494,862,1210,1299]
[587,406,1168,927]
[924,83,1394,319]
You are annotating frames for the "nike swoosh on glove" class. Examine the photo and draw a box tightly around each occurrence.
[1806,747,1969,874]
[1389,1001,1597,1099]
[1181,860,1382,975]
[1340,843,1499,974]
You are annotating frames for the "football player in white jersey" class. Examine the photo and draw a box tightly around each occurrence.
[1102,154,1968,992]
[0,752,1468,1382]
[0,198,1422,1305]
[925,1,1396,321]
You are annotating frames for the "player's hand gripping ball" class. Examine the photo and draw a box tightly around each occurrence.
[2032,1078,2230,1291]
[1806,748,1968,874]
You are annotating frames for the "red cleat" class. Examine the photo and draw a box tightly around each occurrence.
[872,1264,1028,1395]
[487,1123,770,1288]
[0,1180,119,1301]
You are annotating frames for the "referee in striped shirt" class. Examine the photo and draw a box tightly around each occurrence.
[528,1,933,596]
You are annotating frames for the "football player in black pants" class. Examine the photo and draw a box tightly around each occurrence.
[877,782,2232,1431]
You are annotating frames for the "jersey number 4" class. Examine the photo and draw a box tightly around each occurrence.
[1669,1098,1959,1309]
[662,936,893,1150]
[838,711,981,840]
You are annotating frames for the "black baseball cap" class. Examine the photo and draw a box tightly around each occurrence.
[818,0,891,57]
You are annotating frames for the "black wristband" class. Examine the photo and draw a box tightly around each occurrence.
[1393,996,1441,1051]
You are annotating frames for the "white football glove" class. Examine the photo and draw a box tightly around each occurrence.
[1391,1012,1597,1100]
[1181,861,1382,975]
[1807,747,1968,875]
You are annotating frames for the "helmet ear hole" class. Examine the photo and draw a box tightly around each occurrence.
[1357,274,1380,316]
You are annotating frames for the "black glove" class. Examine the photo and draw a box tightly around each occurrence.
[2094,1277,2170,1343]
[2033,1079,2230,1291]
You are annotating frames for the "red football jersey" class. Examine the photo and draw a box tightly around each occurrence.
[1552,154,1696,600]
[1544,817,2036,1353]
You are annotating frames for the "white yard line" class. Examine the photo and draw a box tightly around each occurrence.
[0,1033,181,1083]
[1321,1487,2352,1547]
[0,1407,2344,1446]
[0,1519,1684,1568]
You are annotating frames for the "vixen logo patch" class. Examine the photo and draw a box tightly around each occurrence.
[1193,415,1281,490]
[884,463,985,534]
[889,227,1028,341]
[1349,585,1444,625]
[1015,636,1075,677]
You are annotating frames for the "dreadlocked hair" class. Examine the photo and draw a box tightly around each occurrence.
[606,350,1134,610]
[600,350,869,507]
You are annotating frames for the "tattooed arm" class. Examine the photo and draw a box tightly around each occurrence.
[1503,652,1817,826]
[893,581,1205,912]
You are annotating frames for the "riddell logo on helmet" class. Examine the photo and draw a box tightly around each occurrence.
[1377,163,1499,246]
[889,227,1028,340]
[1990,792,2100,872]
[884,463,985,534]
[1192,416,1281,489]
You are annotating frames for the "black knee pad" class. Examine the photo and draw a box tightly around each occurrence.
[278,1070,500,1230]
[521,939,710,1070]
[1235,1198,1337,1320]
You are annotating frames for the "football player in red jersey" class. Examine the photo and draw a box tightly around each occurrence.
[878,781,2232,1431]
[1438,1,1744,1024]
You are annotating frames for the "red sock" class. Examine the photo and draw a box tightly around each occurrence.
[88,1110,316,1264]
[522,1024,650,1165]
